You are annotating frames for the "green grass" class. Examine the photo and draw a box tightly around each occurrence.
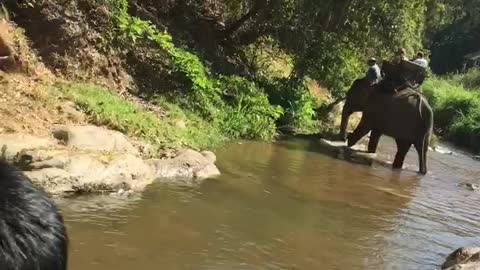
[55,82,225,152]
[422,76,480,153]
[447,68,480,90]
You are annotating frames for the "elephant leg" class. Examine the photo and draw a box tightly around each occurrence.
[414,136,428,174]
[392,139,411,170]
[347,119,371,148]
[368,130,382,153]
[338,104,352,142]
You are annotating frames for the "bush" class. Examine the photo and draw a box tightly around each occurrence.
[448,68,480,90]
[422,77,480,152]
[106,0,284,140]
[449,112,480,151]
[218,76,283,140]
[261,77,320,134]
[58,83,224,151]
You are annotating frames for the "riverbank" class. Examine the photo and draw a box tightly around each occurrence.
[422,69,480,154]
[0,11,320,196]
[0,73,221,195]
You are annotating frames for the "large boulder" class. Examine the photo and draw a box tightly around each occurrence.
[0,133,57,160]
[147,149,221,183]
[2,128,221,195]
[18,147,220,194]
[52,125,139,155]
[21,149,154,194]
[442,247,480,270]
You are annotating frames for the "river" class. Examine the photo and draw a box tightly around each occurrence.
[58,137,480,270]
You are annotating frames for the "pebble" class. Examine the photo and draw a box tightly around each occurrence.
[465,183,480,192]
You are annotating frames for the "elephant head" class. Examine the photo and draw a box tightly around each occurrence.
[337,77,377,141]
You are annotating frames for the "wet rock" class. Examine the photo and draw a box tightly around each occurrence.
[52,125,139,155]
[110,188,134,198]
[17,146,220,194]
[130,139,155,158]
[147,149,221,182]
[442,247,480,270]
[433,145,454,155]
[2,127,221,195]
[23,150,154,194]
[464,183,480,192]
[0,133,57,160]
[319,138,378,166]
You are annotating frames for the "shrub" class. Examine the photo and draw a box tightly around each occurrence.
[58,83,224,151]
[422,77,480,152]
[448,68,480,90]
[261,77,320,133]
[449,112,480,151]
[218,76,283,140]
[105,0,284,140]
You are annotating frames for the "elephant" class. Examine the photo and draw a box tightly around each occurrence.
[338,77,434,174]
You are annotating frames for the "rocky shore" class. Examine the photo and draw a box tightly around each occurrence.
[0,125,220,195]
[442,247,480,270]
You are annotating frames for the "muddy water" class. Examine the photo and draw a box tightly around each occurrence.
[59,137,480,270]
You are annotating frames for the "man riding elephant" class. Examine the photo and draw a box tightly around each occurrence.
[366,57,382,85]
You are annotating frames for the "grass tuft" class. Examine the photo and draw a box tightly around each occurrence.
[56,82,225,151]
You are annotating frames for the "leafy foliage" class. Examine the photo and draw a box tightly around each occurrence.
[422,76,480,152]
[10,0,480,151]
[219,76,283,139]
[261,77,320,133]
[58,83,225,150]
[108,0,282,140]
[447,68,480,90]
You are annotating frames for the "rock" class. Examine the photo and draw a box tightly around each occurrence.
[52,125,139,155]
[318,138,392,168]
[474,156,480,161]
[23,150,154,194]
[147,149,220,182]
[444,262,480,270]
[110,188,134,198]
[130,139,155,157]
[434,145,454,155]
[19,147,220,194]
[442,247,480,270]
[57,101,85,122]
[0,133,56,160]
[1,128,221,195]
[201,150,217,163]
[464,183,480,192]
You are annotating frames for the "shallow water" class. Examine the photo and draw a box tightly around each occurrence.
[59,137,480,270]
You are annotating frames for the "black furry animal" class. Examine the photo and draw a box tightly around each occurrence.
[0,161,68,270]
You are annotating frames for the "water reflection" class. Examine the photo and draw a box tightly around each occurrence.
[59,138,480,270]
